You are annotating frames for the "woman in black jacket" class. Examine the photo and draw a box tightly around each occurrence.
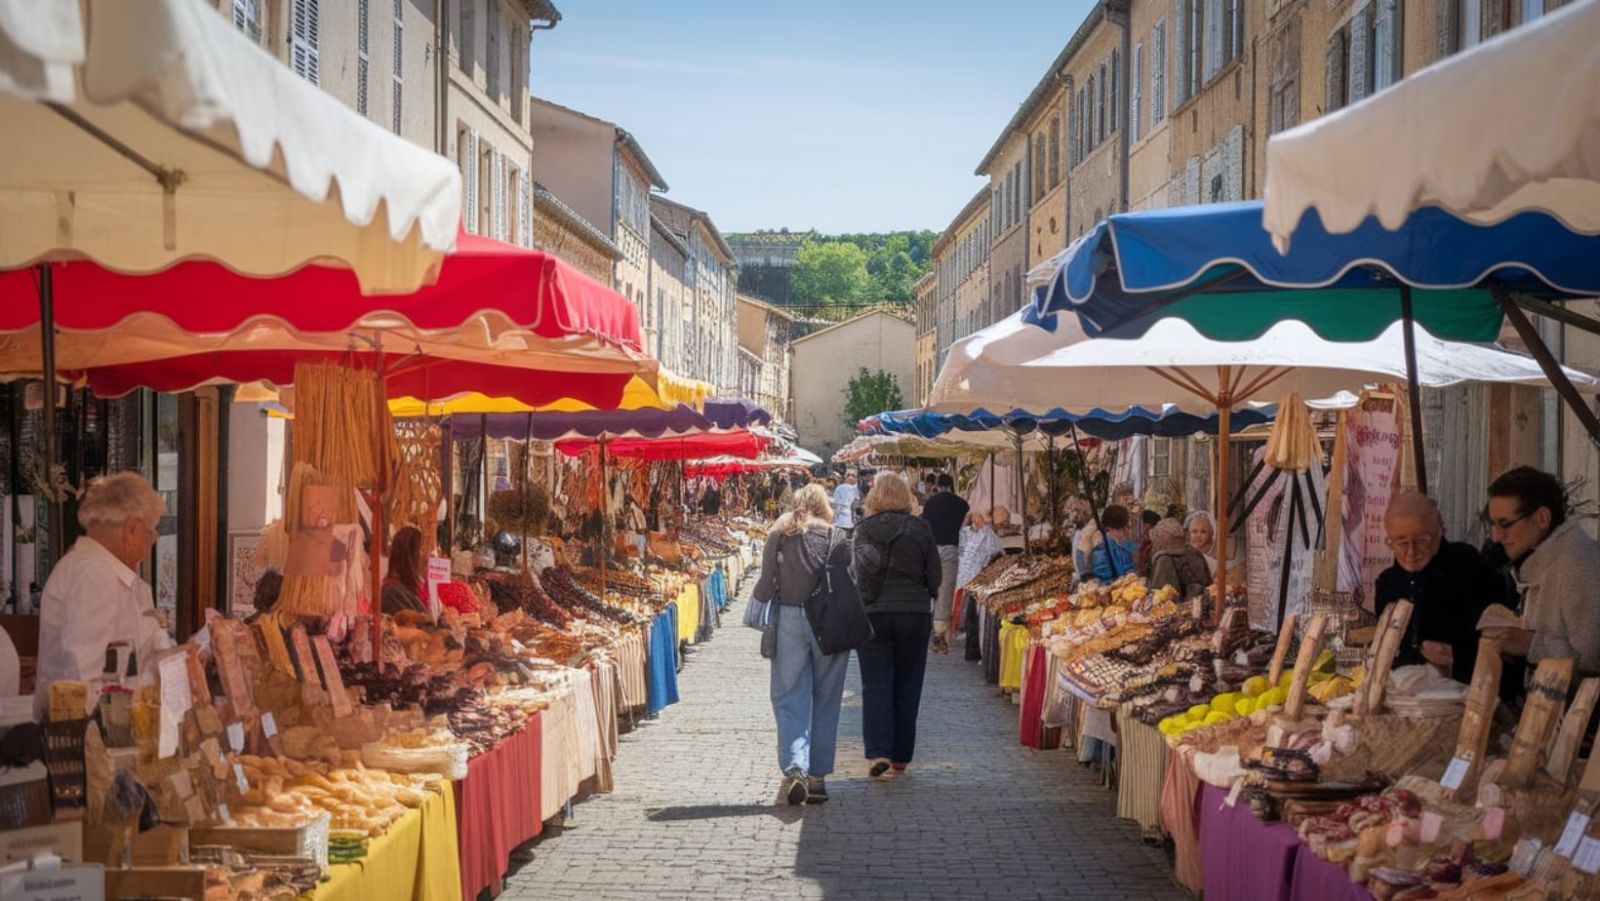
[851,471,942,779]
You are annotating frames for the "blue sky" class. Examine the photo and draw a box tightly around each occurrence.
[531,0,1096,235]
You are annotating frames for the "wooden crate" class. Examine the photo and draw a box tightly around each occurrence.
[105,866,209,900]
[189,811,329,870]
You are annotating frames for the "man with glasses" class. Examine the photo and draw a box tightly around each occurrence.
[1485,466,1600,678]
[1373,491,1511,683]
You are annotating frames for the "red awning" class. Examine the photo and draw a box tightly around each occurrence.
[0,232,642,349]
[556,431,768,462]
[0,233,652,407]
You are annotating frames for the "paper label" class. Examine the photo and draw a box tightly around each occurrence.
[1480,807,1504,842]
[1556,812,1592,858]
[427,556,450,621]
[1574,835,1600,875]
[157,654,193,759]
[1421,811,1444,844]
[216,803,230,823]
[1386,820,1406,847]
[1440,756,1471,790]
[226,722,245,753]
[313,636,353,718]
[260,712,277,739]
[1,864,106,901]
[233,763,249,794]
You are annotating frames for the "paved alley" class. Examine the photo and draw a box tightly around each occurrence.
[502,580,1186,900]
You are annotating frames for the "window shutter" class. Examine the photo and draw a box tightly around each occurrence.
[460,0,475,74]
[289,0,319,84]
[1204,0,1223,79]
[305,0,319,84]
[1110,49,1120,134]
[1324,32,1346,112]
[463,130,479,234]
[1152,21,1166,123]
[1174,0,1190,104]
[1374,0,1398,91]
[1131,44,1142,143]
[1435,0,1459,59]
[1348,7,1370,102]
[1481,0,1509,38]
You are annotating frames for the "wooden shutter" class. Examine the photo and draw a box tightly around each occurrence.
[519,170,532,248]
[1481,0,1509,38]
[1436,0,1460,59]
[1069,90,1080,166]
[1152,20,1166,123]
[1110,49,1120,134]
[1131,43,1142,143]
[1374,0,1398,91]
[1348,7,1370,103]
[1205,0,1223,80]
[1174,0,1188,103]
[463,130,479,235]
[1325,31,1346,112]
[290,0,320,85]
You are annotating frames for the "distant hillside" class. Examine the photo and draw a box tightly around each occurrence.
[727,229,938,316]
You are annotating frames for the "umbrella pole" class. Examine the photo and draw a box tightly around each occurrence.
[36,264,62,573]
[1493,285,1600,445]
[371,340,388,673]
[988,452,996,524]
[599,437,608,598]
[1215,367,1233,623]
[1047,435,1061,549]
[1015,431,1030,556]
[1398,286,1430,495]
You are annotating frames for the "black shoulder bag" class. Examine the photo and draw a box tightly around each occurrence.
[804,527,874,655]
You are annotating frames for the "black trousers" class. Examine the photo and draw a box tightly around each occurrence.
[964,591,982,661]
[857,612,933,764]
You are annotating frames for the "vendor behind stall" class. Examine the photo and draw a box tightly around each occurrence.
[36,472,173,706]
[1147,518,1211,598]
[1374,491,1509,683]
[381,526,430,615]
[1485,467,1600,678]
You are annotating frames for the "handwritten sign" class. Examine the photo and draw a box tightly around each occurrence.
[313,636,353,718]
[427,556,450,621]
[1440,756,1471,791]
[157,654,192,759]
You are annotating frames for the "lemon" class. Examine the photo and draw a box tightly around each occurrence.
[1241,675,1269,698]
[1234,697,1254,716]
[1187,704,1210,721]
[1202,711,1229,725]
[1211,692,1240,713]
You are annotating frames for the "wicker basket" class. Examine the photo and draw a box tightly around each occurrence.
[0,761,52,829]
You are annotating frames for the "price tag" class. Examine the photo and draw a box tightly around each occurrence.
[261,712,278,739]
[226,722,245,752]
[216,803,231,823]
[233,763,249,794]
[1224,779,1243,807]
[1557,812,1593,858]
[1480,807,1504,842]
[1440,756,1471,790]
[1574,836,1600,875]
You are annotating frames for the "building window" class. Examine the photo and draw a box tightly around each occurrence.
[486,0,501,99]
[478,146,492,236]
[356,0,368,115]
[1131,43,1143,143]
[1324,31,1347,112]
[1269,19,1302,134]
[1152,20,1166,125]
[289,0,319,85]
[511,26,526,124]
[1049,116,1061,185]
[1150,438,1172,478]
[233,0,263,44]
[1096,64,1107,144]
[391,0,403,134]
[1373,0,1401,93]
[1033,135,1046,203]
[459,0,475,75]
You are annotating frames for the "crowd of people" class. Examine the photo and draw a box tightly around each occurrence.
[748,461,1600,805]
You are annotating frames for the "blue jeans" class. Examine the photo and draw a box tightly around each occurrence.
[857,612,932,764]
[769,604,850,777]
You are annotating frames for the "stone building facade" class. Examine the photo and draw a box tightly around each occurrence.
[790,311,917,459]
[914,272,938,406]
[532,183,621,285]
[651,197,740,392]
[736,295,797,421]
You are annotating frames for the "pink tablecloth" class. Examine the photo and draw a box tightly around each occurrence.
[1290,844,1376,901]
[454,712,543,901]
[1198,783,1301,901]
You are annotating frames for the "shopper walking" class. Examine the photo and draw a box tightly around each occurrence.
[919,473,969,653]
[751,484,851,805]
[852,472,942,779]
[832,471,861,529]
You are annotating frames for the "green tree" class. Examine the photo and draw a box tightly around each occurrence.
[790,240,872,306]
[842,368,905,428]
[866,234,920,301]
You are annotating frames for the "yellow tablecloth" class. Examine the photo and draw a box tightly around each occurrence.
[674,583,701,644]
[315,781,460,901]
[998,621,1030,690]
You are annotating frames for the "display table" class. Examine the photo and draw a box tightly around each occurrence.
[1290,844,1375,901]
[317,780,460,901]
[1198,782,1300,901]
[454,713,543,901]
[1115,707,1168,835]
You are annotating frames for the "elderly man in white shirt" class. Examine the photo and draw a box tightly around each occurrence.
[831,471,861,529]
[36,472,173,707]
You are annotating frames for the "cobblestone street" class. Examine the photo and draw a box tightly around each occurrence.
[503,578,1185,900]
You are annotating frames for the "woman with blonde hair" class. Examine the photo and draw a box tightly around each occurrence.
[851,471,942,779]
[750,483,851,805]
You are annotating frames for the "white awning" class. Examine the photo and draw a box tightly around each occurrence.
[0,0,461,292]
[1262,0,1600,250]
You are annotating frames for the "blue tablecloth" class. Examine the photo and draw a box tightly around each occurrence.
[646,608,680,715]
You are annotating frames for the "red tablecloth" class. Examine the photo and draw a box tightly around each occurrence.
[455,712,543,900]
[1199,782,1301,901]
[1290,844,1376,901]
